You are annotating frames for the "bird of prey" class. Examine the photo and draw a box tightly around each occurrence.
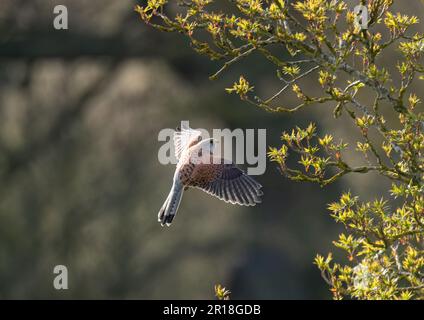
[158,125,263,226]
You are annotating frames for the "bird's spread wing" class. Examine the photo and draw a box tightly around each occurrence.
[174,126,202,160]
[189,161,263,206]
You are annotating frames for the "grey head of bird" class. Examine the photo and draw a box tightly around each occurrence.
[190,138,219,163]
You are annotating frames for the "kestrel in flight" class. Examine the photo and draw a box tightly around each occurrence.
[158,126,263,226]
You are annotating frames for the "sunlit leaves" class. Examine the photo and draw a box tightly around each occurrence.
[268,145,288,165]
[214,284,231,300]
[356,141,370,153]
[320,185,424,299]
[408,94,420,110]
[283,65,300,77]
[366,64,390,84]
[134,0,167,21]
[399,39,424,59]
[268,3,285,20]
[236,0,264,17]
[293,0,329,24]
[384,12,419,36]
[318,134,333,147]
[356,115,375,129]
[225,76,254,99]
[318,70,336,88]
[229,18,261,39]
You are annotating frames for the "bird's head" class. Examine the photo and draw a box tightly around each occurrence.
[190,138,219,165]
[197,138,218,154]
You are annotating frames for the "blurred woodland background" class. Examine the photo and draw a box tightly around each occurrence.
[0,0,423,299]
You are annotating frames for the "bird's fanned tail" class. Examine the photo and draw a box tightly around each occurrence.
[157,192,171,223]
[158,182,184,226]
